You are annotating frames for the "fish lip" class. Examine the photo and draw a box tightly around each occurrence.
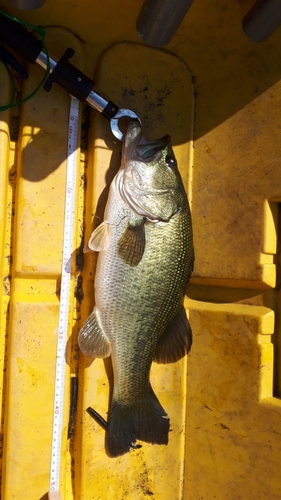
[125,119,143,145]
[122,119,143,166]
[127,118,142,134]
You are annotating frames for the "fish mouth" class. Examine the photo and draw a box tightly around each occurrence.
[124,119,171,161]
[136,135,171,159]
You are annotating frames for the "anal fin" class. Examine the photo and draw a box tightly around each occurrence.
[78,307,111,358]
[153,305,192,364]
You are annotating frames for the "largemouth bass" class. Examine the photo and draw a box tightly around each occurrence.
[78,119,194,457]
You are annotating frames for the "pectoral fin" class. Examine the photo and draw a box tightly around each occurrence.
[78,307,111,358]
[84,222,109,253]
[153,306,192,364]
[117,219,145,267]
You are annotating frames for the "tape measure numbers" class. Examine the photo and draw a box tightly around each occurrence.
[49,96,80,496]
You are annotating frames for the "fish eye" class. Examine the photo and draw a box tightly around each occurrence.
[165,155,176,168]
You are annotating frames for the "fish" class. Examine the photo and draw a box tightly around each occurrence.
[78,119,194,457]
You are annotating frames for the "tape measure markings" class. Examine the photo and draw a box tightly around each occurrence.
[49,96,80,494]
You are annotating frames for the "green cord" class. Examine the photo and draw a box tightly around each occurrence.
[0,9,50,111]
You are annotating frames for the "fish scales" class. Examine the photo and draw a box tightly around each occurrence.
[98,202,191,400]
[79,119,194,457]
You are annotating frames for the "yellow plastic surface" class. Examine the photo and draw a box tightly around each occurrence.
[0,0,281,499]
[185,299,281,499]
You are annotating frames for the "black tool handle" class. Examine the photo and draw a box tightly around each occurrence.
[102,101,119,119]
[0,43,28,78]
[44,47,94,101]
[0,12,43,63]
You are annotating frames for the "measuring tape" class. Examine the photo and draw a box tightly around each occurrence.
[49,96,80,497]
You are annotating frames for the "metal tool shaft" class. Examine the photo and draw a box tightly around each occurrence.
[36,51,110,114]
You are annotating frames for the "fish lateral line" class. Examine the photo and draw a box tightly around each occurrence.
[86,406,142,450]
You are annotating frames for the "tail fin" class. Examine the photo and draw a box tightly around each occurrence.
[107,388,170,457]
